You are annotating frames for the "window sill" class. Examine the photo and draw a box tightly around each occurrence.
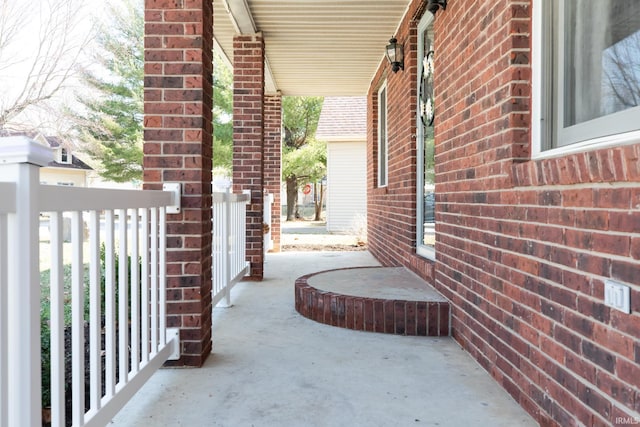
[533,130,640,160]
[417,245,435,261]
[372,186,389,195]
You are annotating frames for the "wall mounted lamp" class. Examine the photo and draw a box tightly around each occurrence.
[385,37,404,73]
[427,0,447,14]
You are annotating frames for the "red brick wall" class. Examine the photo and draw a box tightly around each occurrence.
[368,0,640,425]
[264,94,282,252]
[143,0,214,367]
[232,33,265,279]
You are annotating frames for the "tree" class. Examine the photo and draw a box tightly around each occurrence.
[602,31,640,115]
[0,0,91,131]
[73,0,144,183]
[282,138,326,220]
[282,96,324,221]
[73,0,234,183]
[212,53,234,176]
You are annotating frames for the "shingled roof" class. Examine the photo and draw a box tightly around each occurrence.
[316,97,367,141]
[44,135,93,170]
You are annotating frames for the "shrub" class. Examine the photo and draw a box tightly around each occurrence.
[40,243,136,414]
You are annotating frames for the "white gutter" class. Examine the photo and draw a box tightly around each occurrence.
[222,0,279,94]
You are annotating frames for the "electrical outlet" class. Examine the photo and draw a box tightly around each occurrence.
[604,280,631,314]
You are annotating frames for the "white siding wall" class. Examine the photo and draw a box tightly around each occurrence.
[39,168,88,187]
[326,140,366,232]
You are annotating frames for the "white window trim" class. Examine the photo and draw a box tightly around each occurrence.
[57,147,72,164]
[417,236,435,260]
[530,0,545,158]
[531,0,640,159]
[416,12,435,261]
[377,82,388,187]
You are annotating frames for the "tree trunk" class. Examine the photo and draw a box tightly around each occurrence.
[314,182,324,221]
[286,175,298,221]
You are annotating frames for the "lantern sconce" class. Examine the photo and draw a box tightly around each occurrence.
[385,37,404,73]
[427,0,447,14]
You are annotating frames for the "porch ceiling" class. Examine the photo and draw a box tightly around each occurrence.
[214,0,412,97]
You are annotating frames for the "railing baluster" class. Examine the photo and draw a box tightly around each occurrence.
[240,201,247,271]
[88,211,102,413]
[141,209,150,364]
[231,200,237,275]
[215,199,223,297]
[104,210,116,399]
[150,208,159,353]
[71,211,85,426]
[130,209,140,373]
[50,213,65,427]
[232,200,239,274]
[223,190,231,306]
[117,209,129,386]
[233,201,239,274]
[159,209,167,346]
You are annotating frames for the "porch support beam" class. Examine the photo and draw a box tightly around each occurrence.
[233,33,265,279]
[143,0,214,366]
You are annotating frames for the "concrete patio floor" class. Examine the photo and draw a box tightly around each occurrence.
[110,250,537,427]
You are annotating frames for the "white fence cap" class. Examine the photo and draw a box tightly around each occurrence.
[0,136,53,167]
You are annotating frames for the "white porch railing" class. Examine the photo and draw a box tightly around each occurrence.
[211,183,250,307]
[0,137,180,427]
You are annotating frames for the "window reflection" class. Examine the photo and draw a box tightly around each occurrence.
[419,20,435,250]
[422,124,435,246]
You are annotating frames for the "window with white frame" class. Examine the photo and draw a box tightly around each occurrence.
[536,0,640,153]
[377,83,388,187]
[59,147,71,164]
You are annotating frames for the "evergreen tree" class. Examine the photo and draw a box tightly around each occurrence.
[74,0,143,183]
[73,0,235,183]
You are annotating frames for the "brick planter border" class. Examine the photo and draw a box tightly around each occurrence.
[294,267,449,336]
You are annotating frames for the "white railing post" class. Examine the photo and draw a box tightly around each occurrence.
[212,182,234,308]
[0,137,52,427]
[0,186,8,427]
[224,186,233,307]
[264,192,274,252]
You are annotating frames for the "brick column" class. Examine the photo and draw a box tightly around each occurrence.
[144,0,214,367]
[264,94,282,252]
[232,33,265,279]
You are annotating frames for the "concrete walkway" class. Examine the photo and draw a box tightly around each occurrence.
[110,251,536,427]
[281,220,364,247]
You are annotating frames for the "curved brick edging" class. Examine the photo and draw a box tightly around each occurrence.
[294,267,449,336]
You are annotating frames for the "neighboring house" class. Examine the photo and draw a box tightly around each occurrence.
[316,97,367,233]
[36,135,92,187]
[0,132,92,186]
[143,1,640,425]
